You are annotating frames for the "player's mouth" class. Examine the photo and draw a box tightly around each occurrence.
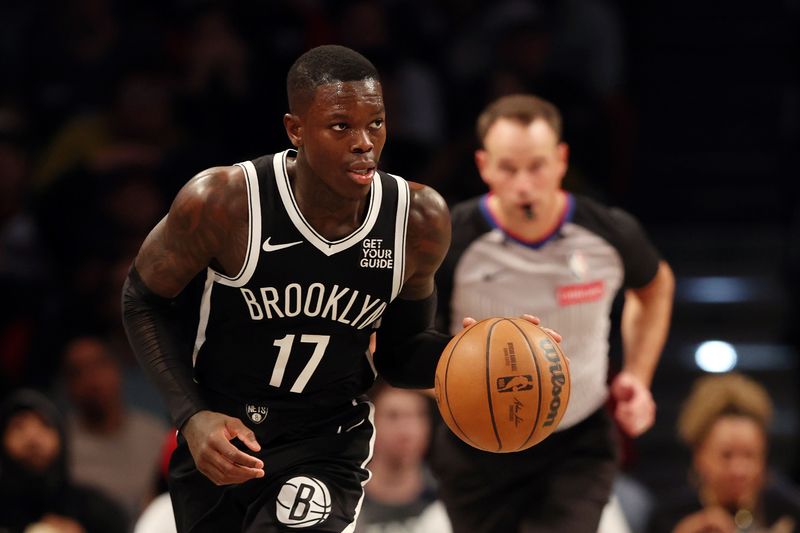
[347,164,376,185]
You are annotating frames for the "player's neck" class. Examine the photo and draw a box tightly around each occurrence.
[287,157,369,240]
[489,190,567,242]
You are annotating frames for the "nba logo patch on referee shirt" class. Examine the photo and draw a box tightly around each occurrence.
[246,404,268,424]
[568,250,589,280]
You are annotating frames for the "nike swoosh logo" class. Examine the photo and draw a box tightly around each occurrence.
[262,237,303,252]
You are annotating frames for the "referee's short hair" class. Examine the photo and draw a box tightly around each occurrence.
[287,45,380,113]
[476,94,563,144]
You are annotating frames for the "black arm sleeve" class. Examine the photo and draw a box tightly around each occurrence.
[121,266,207,429]
[372,288,453,389]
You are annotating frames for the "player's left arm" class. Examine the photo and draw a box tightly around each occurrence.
[372,182,452,389]
[614,260,675,436]
[398,182,452,300]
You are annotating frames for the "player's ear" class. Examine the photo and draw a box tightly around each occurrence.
[284,113,303,148]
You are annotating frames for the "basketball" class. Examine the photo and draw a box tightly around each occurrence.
[434,317,570,453]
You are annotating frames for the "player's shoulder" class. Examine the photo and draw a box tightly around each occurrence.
[171,164,247,220]
[406,180,450,226]
[183,165,245,197]
[402,180,451,278]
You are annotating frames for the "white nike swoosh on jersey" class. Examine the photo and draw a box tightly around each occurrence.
[262,237,304,252]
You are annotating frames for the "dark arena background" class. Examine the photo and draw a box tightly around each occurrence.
[1,0,799,531]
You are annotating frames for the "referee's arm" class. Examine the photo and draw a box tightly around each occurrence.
[613,260,675,437]
[621,260,675,388]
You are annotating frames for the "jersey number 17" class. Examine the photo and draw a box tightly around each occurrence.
[270,334,330,393]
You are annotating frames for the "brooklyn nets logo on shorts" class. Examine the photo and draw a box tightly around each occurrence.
[276,476,332,528]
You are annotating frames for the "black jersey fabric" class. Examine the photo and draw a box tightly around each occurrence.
[192,150,410,419]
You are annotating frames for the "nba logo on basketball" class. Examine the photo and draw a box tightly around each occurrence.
[246,404,267,424]
[496,375,534,393]
[276,476,332,527]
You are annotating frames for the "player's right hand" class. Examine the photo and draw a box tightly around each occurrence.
[182,410,265,485]
[461,314,564,343]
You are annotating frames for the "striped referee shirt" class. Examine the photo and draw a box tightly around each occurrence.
[436,192,661,430]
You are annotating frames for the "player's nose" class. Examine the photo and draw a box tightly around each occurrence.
[351,128,374,153]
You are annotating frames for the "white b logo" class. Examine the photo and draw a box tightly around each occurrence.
[276,476,332,528]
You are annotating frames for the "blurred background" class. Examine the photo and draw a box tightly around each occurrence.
[1,0,799,529]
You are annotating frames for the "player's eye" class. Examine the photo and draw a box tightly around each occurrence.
[332,123,348,131]
[370,119,384,130]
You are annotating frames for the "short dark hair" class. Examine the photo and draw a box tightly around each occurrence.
[476,94,562,144]
[286,45,380,113]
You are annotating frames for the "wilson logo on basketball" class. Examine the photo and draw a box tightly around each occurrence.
[556,280,605,306]
[540,338,567,427]
[496,375,533,393]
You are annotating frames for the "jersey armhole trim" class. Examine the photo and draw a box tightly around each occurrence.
[192,269,216,367]
[389,174,409,300]
[212,161,262,287]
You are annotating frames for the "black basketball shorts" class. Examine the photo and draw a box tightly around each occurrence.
[168,397,375,532]
[431,408,618,533]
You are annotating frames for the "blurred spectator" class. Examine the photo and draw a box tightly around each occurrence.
[34,165,166,343]
[17,0,125,136]
[0,108,45,281]
[647,373,800,533]
[0,105,56,393]
[331,0,445,179]
[62,336,168,523]
[355,381,451,533]
[612,474,655,533]
[164,3,272,166]
[32,66,180,192]
[0,388,127,533]
[430,0,616,206]
[133,430,178,533]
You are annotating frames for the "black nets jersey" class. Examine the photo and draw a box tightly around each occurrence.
[191,150,410,410]
[436,192,661,430]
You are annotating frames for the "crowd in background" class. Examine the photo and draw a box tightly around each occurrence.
[1,0,799,532]
[1,0,632,393]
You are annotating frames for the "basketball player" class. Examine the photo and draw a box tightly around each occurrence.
[431,94,675,533]
[120,45,461,532]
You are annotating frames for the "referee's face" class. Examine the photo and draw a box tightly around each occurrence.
[476,118,567,222]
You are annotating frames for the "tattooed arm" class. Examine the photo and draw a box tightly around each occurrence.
[371,182,453,388]
[399,182,452,300]
[122,166,264,485]
[135,166,249,296]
